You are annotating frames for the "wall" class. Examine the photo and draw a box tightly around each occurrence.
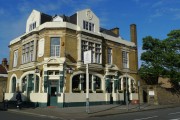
[0,78,7,102]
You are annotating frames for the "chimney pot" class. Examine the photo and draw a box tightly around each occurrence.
[2,58,8,68]
[130,24,137,45]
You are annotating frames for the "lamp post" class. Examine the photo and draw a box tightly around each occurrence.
[84,50,92,114]
[123,68,129,111]
[125,72,129,111]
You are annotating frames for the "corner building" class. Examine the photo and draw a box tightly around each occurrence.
[6,9,139,107]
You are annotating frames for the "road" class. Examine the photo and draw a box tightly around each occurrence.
[0,107,180,120]
[0,110,64,120]
[81,107,180,120]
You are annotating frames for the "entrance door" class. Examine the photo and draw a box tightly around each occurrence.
[110,82,113,104]
[49,86,58,106]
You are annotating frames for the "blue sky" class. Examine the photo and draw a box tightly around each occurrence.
[0,0,180,67]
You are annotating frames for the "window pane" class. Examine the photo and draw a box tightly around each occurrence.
[122,51,128,68]
[50,37,60,57]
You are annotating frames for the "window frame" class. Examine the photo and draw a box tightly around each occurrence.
[22,41,34,64]
[13,50,18,67]
[81,40,102,64]
[122,51,129,68]
[107,48,112,64]
[50,37,61,57]
[83,20,94,32]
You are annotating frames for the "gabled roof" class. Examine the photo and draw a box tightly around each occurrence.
[0,65,7,74]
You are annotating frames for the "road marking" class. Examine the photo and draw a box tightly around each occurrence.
[134,116,158,120]
[8,109,67,120]
[169,118,180,120]
[169,112,180,115]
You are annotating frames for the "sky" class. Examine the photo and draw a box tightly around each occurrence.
[0,0,180,68]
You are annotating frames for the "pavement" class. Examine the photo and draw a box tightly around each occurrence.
[1,102,180,120]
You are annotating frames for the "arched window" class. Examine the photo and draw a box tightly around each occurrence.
[28,74,34,91]
[94,76,101,90]
[72,74,101,93]
[72,74,81,92]
[11,77,16,93]
[22,76,27,93]
[118,76,137,93]
[35,75,39,93]
[21,74,40,93]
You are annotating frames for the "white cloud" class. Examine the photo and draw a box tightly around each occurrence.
[152,1,163,8]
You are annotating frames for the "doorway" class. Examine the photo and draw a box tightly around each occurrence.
[143,90,148,103]
[110,82,113,104]
[48,80,58,106]
[49,86,58,106]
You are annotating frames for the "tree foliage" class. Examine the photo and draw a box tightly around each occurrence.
[139,30,180,87]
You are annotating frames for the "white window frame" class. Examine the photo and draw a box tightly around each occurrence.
[13,50,18,67]
[29,22,36,31]
[50,37,60,57]
[22,41,34,64]
[122,51,129,68]
[107,48,112,64]
[83,20,94,32]
[81,40,101,64]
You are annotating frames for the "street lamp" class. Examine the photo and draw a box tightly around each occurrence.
[123,68,129,111]
[35,66,39,73]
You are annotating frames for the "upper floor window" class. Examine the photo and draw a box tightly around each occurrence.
[22,41,34,64]
[81,40,101,64]
[50,37,60,57]
[83,20,94,32]
[29,22,36,31]
[107,48,112,64]
[13,50,18,67]
[122,51,129,68]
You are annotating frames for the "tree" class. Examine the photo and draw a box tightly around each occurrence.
[139,30,180,88]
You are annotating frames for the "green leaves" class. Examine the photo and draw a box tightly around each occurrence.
[139,30,180,87]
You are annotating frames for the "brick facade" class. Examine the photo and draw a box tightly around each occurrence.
[6,9,139,107]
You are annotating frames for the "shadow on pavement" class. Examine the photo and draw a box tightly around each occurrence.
[89,104,124,114]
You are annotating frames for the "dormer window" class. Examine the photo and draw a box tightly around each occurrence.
[29,22,36,31]
[83,20,94,32]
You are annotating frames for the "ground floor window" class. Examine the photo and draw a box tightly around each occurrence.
[21,74,40,93]
[11,77,16,93]
[119,77,136,93]
[72,74,101,93]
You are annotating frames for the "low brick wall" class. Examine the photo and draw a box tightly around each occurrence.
[157,87,180,105]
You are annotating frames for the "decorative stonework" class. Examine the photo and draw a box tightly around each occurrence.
[86,10,93,20]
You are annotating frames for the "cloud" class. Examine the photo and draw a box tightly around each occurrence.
[152,1,163,8]
[148,7,180,22]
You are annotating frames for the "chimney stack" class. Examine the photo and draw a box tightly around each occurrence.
[2,58,8,68]
[110,27,119,37]
[130,24,137,45]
